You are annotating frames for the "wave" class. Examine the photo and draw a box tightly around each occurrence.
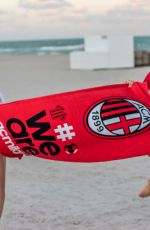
[0,38,84,55]
[0,45,84,55]
[39,44,84,52]
[0,48,16,53]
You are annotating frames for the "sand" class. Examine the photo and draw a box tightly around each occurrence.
[0,55,150,230]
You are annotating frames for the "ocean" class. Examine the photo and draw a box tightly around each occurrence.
[0,38,84,56]
[0,36,149,56]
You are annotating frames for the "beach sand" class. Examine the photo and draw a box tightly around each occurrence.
[0,55,150,230]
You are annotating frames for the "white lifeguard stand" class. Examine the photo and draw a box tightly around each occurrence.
[70,35,134,70]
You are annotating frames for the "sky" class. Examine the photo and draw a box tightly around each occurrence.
[0,0,150,40]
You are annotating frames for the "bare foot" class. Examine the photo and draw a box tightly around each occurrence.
[139,179,150,198]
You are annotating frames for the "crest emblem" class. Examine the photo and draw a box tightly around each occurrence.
[85,98,150,138]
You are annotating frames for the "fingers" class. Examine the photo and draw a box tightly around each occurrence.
[124,80,134,87]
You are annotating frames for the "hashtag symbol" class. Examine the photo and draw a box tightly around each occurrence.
[54,123,76,142]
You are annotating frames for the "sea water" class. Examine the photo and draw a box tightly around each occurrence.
[134,36,150,52]
[0,38,84,56]
[0,36,149,56]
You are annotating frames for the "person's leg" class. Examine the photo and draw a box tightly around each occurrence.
[0,156,6,218]
[139,180,150,198]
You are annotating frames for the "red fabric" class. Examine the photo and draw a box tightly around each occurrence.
[0,81,149,162]
[144,72,150,88]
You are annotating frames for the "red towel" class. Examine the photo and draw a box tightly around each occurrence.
[144,72,150,88]
[0,80,149,162]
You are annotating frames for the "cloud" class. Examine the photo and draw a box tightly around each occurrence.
[0,10,16,25]
[57,0,150,36]
[19,0,71,10]
[0,10,13,17]
[36,0,150,24]
[103,0,150,21]
[129,0,150,9]
[1,0,150,40]
[60,6,88,22]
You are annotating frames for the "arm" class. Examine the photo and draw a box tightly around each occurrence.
[0,155,6,218]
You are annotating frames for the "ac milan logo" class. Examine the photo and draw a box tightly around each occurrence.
[85,98,150,138]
